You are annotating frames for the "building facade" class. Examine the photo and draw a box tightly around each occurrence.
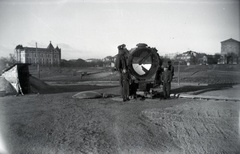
[220,38,240,64]
[15,41,61,66]
[164,52,178,59]
[221,38,240,55]
[176,50,198,65]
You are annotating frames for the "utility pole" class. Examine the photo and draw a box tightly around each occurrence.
[178,61,180,85]
[15,48,18,63]
[36,42,40,79]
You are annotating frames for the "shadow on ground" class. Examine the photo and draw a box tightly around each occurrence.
[152,83,237,99]
[34,85,118,94]
[171,83,236,95]
[45,83,236,98]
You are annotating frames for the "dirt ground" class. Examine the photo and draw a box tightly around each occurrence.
[0,86,239,154]
[0,65,240,154]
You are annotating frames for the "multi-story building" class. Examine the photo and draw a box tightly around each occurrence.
[221,38,240,55]
[15,41,61,66]
[220,38,240,64]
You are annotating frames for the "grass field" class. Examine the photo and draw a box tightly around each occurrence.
[29,64,240,85]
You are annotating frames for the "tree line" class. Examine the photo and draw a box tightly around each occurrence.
[60,59,104,67]
[1,52,238,73]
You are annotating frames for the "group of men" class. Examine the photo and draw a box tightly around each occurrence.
[116,44,174,102]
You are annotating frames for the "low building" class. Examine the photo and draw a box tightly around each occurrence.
[164,53,178,59]
[102,56,114,67]
[198,55,208,65]
[176,50,198,65]
[85,58,101,63]
[176,51,213,65]
[15,41,61,66]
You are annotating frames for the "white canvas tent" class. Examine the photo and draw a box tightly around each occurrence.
[1,64,30,95]
[1,65,22,94]
[0,76,17,96]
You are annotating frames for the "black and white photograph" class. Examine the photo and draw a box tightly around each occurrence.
[0,0,239,153]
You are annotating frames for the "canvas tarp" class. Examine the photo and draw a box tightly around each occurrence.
[0,76,17,96]
[1,65,23,94]
[1,64,52,96]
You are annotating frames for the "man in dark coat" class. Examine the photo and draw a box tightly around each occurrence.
[167,60,174,91]
[161,65,172,99]
[168,60,174,77]
[116,44,130,101]
[154,54,163,87]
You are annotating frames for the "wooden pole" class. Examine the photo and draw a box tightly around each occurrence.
[178,61,180,85]
[36,42,40,79]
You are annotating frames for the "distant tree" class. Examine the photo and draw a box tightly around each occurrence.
[104,56,114,61]
[102,56,114,67]
[9,53,16,64]
[213,53,221,64]
[60,59,69,67]
[161,56,171,65]
[75,59,86,67]
[224,52,237,64]
[60,58,106,68]
[61,58,92,67]
[0,57,8,73]
[194,53,204,65]
[88,60,103,67]
[206,55,214,64]
[0,54,17,73]
[15,44,24,50]
[191,55,198,65]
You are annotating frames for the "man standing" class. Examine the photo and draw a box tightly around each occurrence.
[161,65,172,99]
[154,54,163,87]
[168,60,174,77]
[167,60,174,92]
[116,44,130,102]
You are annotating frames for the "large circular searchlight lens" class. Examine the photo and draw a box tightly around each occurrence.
[128,44,159,80]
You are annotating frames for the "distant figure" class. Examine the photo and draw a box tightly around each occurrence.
[168,60,174,77]
[161,65,172,99]
[116,44,130,102]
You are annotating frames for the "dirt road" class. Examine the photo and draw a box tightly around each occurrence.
[0,89,239,154]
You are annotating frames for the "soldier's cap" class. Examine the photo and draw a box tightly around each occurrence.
[118,44,126,49]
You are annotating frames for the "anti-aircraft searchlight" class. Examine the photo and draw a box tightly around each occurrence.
[127,43,161,97]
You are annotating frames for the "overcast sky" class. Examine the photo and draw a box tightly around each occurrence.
[0,0,239,60]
